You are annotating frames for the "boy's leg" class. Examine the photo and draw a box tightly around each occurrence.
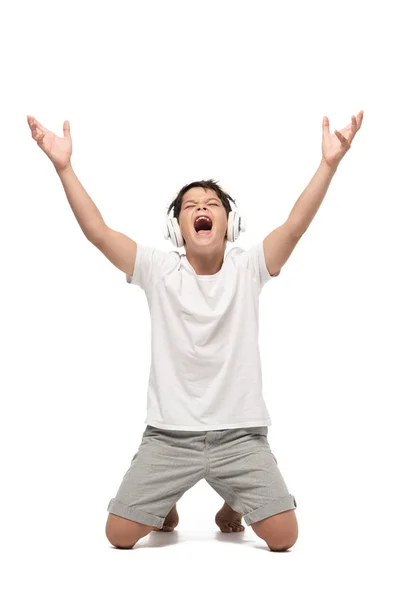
[152,503,180,532]
[106,513,153,549]
[214,500,297,548]
[106,425,205,545]
[215,501,245,532]
[205,426,298,549]
[251,509,298,551]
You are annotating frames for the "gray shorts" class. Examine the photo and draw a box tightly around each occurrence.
[107,425,297,529]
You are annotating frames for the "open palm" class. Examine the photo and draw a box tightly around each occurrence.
[322,110,364,168]
[27,115,72,170]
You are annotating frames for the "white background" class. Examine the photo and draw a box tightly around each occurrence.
[1,0,399,598]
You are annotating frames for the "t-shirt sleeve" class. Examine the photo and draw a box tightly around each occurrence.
[235,241,281,288]
[126,243,176,291]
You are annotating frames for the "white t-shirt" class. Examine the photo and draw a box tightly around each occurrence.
[127,241,279,431]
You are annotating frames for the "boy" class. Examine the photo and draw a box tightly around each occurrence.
[27,110,363,551]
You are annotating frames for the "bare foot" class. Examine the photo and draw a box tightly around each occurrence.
[152,504,179,532]
[215,502,245,532]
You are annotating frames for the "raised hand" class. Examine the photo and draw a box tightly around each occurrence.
[27,115,72,171]
[322,110,364,169]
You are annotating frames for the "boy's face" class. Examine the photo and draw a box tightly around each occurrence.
[178,187,228,250]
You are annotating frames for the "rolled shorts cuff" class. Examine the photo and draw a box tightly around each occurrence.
[107,499,164,529]
[243,494,297,525]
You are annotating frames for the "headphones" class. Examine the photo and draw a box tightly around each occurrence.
[163,193,246,248]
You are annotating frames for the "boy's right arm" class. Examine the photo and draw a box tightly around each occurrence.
[27,116,137,280]
[57,164,137,279]
[92,226,137,279]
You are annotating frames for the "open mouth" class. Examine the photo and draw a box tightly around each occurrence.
[193,215,213,235]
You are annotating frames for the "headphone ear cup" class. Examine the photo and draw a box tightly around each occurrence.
[227,210,234,242]
[227,209,241,242]
[170,216,184,247]
[165,218,177,247]
[233,211,240,242]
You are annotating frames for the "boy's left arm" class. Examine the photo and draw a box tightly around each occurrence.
[263,110,364,278]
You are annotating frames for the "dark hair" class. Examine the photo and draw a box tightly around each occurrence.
[167,178,234,223]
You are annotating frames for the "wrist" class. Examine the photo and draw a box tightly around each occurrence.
[55,161,72,176]
[320,156,338,176]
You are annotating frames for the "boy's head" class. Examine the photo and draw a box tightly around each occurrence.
[168,179,232,251]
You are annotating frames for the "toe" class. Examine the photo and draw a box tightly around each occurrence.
[217,521,233,532]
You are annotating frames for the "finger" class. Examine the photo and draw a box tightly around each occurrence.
[63,120,71,138]
[343,110,361,132]
[334,130,351,148]
[32,131,45,146]
[350,111,363,132]
[334,130,347,145]
[32,124,45,143]
[27,116,45,139]
[30,120,44,141]
[30,119,51,147]
[349,115,357,142]
[31,116,49,134]
[27,115,40,134]
[322,115,330,136]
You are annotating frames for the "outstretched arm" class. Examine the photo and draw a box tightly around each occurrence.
[27,116,138,279]
[263,110,364,278]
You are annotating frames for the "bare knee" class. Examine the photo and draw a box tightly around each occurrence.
[251,509,298,552]
[105,513,153,549]
[267,531,298,552]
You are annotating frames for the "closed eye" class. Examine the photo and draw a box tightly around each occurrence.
[186,203,219,208]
